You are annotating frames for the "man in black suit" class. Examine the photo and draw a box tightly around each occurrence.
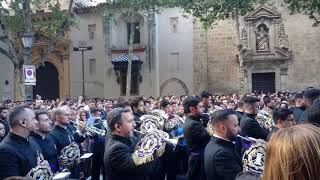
[0,106,39,179]
[49,106,86,179]
[183,96,210,180]
[130,97,145,130]
[204,109,242,180]
[298,88,320,123]
[240,96,268,140]
[291,93,306,123]
[30,110,59,173]
[104,108,156,180]
[267,108,294,141]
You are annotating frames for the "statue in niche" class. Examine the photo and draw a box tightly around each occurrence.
[256,24,269,51]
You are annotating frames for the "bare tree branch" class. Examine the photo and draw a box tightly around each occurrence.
[38,0,75,66]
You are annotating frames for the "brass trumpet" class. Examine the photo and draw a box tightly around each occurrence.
[70,119,106,137]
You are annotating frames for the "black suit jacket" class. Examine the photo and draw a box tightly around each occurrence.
[204,137,242,180]
[292,107,306,124]
[183,115,210,180]
[104,134,155,180]
[240,113,268,140]
[0,133,38,179]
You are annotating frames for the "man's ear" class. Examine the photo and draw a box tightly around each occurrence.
[19,119,27,127]
[115,124,121,132]
[189,106,195,113]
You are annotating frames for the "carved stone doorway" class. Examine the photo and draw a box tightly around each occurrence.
[252,72,275,93]
[33,62,59,100]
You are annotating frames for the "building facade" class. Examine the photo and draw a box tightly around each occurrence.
[69,7,193,98]
[193,4,320,95]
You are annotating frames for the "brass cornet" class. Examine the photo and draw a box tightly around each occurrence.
[70,119,106,137]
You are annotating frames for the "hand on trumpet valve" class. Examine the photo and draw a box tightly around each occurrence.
[78,121,86,133]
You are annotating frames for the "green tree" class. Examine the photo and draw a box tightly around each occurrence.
[285,0,320,27]
[178,0,268,94]
[0,0,77,100]
[98,0,175,100]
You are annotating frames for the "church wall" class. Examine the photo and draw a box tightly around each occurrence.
[157,8,194,96]
[69,13,105,98]
[194,20,240,95]
[282,9,320,91]
[0,45,14,100]
[193,5,320,94]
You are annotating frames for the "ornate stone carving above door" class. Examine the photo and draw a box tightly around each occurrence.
[240,6,293,92]
[241,6,292,63]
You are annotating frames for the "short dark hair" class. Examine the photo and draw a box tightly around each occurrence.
[107,108,131,132]
[183,96,201,114]
[200,91,211,98]
[235,172,260,180]
[211,109,236,126]
[116,100,130,108]
[307,99,320,127]
[272,108,293,124]
[303,88,320,103]
[35,110,48,121]
[130,97,143,111]
[243,96,260,105]
[0,107,8,113]
[263,96,272,106]
[243,96,260,109]
[91,108,101,115]
[237,99,244,109]
[8,105,29,128]
[160,99,170,109]
[294,93,303,99]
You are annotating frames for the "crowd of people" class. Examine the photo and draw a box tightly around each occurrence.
[0,88,320,180]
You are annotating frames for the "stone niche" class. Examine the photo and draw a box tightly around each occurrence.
[241,6,292,92]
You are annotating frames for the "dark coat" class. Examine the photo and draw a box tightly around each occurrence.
[235,111,244,123]
[30,132,59,173]
[133,112,144,129]
[240,113,268,140]
[183,115,210,180]
[0,133,38,179]
[104,134,155,180]
[204,137,242,180]
[49,125,85,178]
[267,126,279,141]
[292,107,306,124]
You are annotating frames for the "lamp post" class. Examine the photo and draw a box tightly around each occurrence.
[73,46,92,98]
[19,32,34,101]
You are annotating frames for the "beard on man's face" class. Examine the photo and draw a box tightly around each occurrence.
[226,128,237,142]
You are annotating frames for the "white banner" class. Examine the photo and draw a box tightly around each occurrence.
[23,65,36,86]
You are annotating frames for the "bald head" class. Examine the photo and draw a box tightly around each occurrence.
[53,106,71,125]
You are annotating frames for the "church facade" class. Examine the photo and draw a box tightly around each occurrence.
[1,3,320,100]
[193,4,320,95]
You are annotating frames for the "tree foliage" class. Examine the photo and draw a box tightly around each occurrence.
[177,0,267,29]
[284,0,320,27]
[0,0,77,100]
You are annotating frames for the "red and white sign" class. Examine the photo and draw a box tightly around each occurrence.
[23,65,36,86]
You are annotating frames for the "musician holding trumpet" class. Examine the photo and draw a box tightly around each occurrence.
[49,106,87,179]
[104,107,157,180]
[204,109,242,180]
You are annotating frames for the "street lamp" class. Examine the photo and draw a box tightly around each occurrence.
[19,31,34,101]
[73,45,92,98]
